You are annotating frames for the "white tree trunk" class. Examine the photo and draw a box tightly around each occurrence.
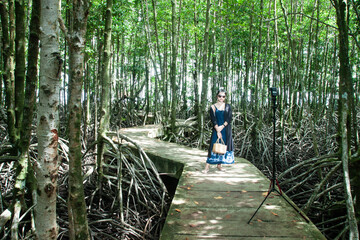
[340,95,359,240]
[35,0,62,239]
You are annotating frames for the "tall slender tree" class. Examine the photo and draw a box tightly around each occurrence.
[198,0,211,147]
[12,0,40,237]
[170,0,179,133]
[34,0,62,238]
[0,0,16,146]
[192,0,199,118]
[11,0,28,238]
[331,0,359,238]
[151,0,164,120]
[97,0,113,181]
[180,31,189,115]
[67,0,91,238]
[14,0,26,145]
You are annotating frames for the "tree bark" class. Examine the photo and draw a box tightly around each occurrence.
[14,0,26,145]
[35,0,62,238]
[332,0,360,238]
[0,0,16,146]
[170,0,179,133]
[255,0,264,118]
[192,0,199,117]
[198,0,211,147]
[181,31,189,115]
[97,0,113,181]
[94,30,102,160]
[163,30,169,122]
[83,59,91,141]
[151,0,163,119]
[20,0,40,161]
[145,54,150,122]
[12,0,40,237]
[67,0,90,238]
[141,0,159,122]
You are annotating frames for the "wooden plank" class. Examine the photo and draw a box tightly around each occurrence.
[161,219,323,238]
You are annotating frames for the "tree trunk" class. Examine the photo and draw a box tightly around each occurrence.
[145,55,150,122]
[94,31,103,160]
[192,0,199,117]
[198,0,211,148]
[84,60,91,141]
[14,0,26,146]
[62,0,70,114]
[20,0,40,159]
[243,8,253,128]
[255,0,264,118]
[120,34,125,99]
[0,64,2,109]
[141,0,159,122]
[211,48,216,102]
[181,31,189,115]
[12,0,40,237]
[170,0,178,133]
[35,0,62,238]
[247,6,254,110]
[0,0,16,146]
[332,0,360,238]
[210,2,218,103]
[151,0,163,119]
[162,30,169,128]
[67,0,90,238]
[11,1,29,237]
[97,0,113,181]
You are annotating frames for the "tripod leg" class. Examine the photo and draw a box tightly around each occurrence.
[274,188,310,223]
[247,191,272,224]
[275,179,282,195]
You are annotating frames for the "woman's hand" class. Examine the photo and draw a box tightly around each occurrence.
[214,125,220,132]
[217,131,222,139]
[218,125,225,131]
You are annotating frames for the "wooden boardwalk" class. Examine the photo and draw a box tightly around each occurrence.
[120,125,326,240]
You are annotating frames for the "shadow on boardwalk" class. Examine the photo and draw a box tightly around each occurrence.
[120,125,326,240]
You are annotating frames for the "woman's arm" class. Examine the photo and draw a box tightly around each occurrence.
[209,105,218,127]
[224,104,232,126]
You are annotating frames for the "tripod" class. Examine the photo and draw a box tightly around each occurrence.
[247,88,309,224]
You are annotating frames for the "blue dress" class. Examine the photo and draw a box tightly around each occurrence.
[206,106,234,164]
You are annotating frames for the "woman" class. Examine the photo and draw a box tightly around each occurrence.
[203,89,234,173]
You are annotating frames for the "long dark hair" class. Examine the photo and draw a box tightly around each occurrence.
[217,89,226,96]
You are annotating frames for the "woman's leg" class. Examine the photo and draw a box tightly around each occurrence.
[217,128,226,170]
[203,163,210,173]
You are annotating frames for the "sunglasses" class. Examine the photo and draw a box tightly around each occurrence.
[218,95,226,98]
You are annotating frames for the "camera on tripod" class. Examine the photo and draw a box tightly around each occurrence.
[269,87,277,97]
[248,86,309,224]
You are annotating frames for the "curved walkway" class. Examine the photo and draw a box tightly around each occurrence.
[120,125,326,240]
